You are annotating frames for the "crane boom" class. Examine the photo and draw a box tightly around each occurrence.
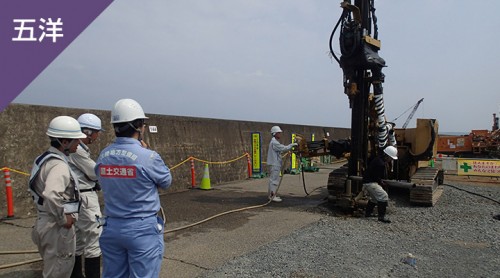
[402,98,424,129]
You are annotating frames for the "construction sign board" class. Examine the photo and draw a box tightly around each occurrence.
[251,132,263,177]
[457,158,500,177]
[290,133,299,174]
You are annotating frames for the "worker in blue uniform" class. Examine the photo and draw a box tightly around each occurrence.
[95,98,172,278]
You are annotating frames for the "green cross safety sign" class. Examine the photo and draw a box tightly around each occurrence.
[457,158,500,177]
[459,162,472,173]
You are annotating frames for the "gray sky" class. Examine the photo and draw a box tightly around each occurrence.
[13,0,500,133]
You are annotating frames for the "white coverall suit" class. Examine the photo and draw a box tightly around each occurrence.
[29,147,80,278]
[267,137,295,197]
[69,143,102,259]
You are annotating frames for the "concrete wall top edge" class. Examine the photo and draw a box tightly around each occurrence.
[9,103,343,130]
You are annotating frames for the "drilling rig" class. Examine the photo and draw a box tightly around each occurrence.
[294,0,442,209]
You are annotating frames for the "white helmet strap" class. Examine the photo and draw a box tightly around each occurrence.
[129,122,144,141]
[114,119,144,143]
[114,122,136,133]
[55,138,77,156]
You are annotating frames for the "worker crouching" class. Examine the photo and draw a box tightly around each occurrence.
[362,145,398,223]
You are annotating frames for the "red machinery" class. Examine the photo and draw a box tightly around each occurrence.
[437,113,500,158]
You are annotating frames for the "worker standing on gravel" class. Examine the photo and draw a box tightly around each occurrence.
[68,113,104,278]
[29,116,87,278]
[267,125,297,202]
[95,99,172,278]
[362,145,398,223]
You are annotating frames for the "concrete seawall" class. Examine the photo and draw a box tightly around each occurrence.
[0,103,349,216]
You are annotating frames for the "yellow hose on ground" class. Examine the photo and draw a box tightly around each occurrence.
[1,153,341,269]
[165,153,291,234]
[0,250,38,255]
[0,258,42,270]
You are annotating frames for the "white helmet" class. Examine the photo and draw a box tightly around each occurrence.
[111,98,149,124]
[383,146,398,160]
[46,116,87,139]
[78,113,104,131]
[270,126,283,134]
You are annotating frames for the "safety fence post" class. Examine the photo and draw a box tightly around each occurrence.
[3,168,14,218]
[190,158,196,188]
[246,153,252,178]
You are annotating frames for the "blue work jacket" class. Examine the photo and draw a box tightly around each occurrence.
[95,137,172,218]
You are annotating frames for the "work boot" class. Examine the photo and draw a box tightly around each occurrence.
[71,255,85,278]
[84,256,101,278]
[365,201,376,217]
[377,201,391,223]
[271,196,282,202]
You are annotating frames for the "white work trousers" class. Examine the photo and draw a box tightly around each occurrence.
[31,213,76,278]
[362,182,389,202]
[268,165,281,196]
[75,191,102,258]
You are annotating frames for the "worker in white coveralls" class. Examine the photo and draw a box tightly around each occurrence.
[29,116,87,278]
[362,145,398,223]
[267,125,297,202]
[69,113,104,278]
[95,99,172,278]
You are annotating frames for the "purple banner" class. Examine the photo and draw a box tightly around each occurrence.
[0,0,114,112]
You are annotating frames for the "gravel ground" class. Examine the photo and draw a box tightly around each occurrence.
[202,180,500,278]
[1,173,498,278]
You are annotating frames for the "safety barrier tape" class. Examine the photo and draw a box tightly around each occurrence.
[1,152,253,176]
[0,167,29,176]
[170,153,249,170]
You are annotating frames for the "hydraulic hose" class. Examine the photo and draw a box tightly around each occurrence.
[329,10,349,65]
[0,258,42,270]
[164,201,271,234]
[443,183,500,205]
[164,153,291,234]
[297,155,310,196]
[2,153,330,269]
[0,233,40,270]
[301,163,310,196]
[373,83,397,148]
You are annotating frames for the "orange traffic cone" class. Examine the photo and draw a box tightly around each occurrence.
[199,164,211,190]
